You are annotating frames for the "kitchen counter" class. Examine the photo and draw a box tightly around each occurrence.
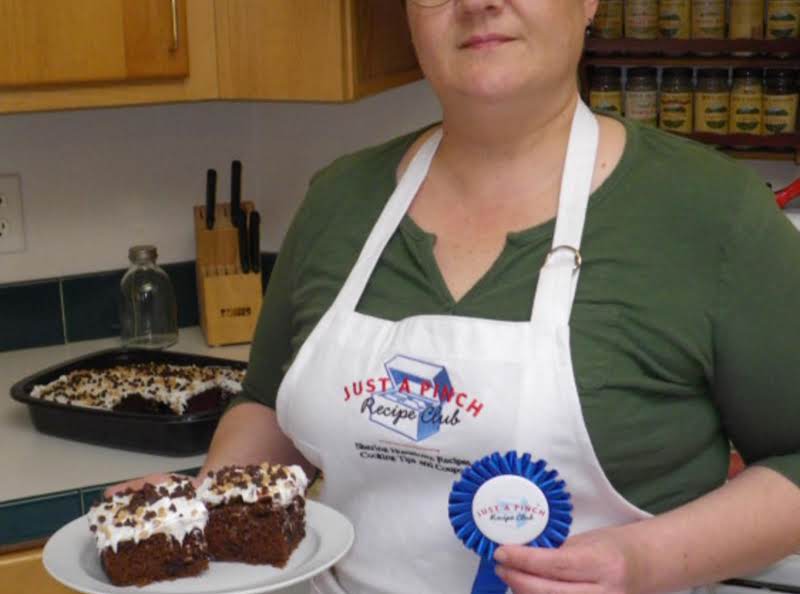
[0,330,314,593]
[0,327,249,503]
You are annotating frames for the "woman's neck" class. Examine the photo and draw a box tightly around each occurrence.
[434,87,580,205]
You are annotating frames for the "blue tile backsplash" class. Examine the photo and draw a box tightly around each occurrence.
[62,269,127,343]
[0,490,82,546]
[0,254,275,353]
[0,280,64,352]
[0,467,202,547]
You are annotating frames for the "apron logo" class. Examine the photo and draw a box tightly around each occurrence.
[342,355,485,443]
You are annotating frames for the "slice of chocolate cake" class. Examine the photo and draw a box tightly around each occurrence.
[198,463,308,567]
[87,476,209,587]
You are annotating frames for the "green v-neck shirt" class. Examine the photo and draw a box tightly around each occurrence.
[234,118,800,514]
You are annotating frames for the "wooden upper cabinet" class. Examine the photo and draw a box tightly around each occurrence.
[0,0,420,113]
[0,0,189,88]
[350,0,421,98]
[215,0,421,102]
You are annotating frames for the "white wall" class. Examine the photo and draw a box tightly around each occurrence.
[0,81,442,284]
[0,81,797,284]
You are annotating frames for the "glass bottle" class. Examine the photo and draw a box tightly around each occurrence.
[625,0,659,39]
[592,0,624,39]
[590,66,624,116]
[730,68,764,135]
[119,245,178,349]
[764,69,799,134]
[730,0,766,40]
[659,0,692,39]
[625,67,659,127]
[767,0,800,39]
[692,0,727,39]
[660,67,695,134]
[694,68,731,134]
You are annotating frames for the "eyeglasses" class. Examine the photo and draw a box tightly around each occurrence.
[409,0,451,7]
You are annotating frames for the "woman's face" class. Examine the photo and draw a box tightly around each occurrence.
[406,0,597,104]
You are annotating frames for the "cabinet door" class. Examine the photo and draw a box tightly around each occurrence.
[215,0,421,101]
[348,0,420,99]
[0,547,78,594]
[0,0,189,88]
[216,0,348,100]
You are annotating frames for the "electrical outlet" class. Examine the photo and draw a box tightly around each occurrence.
[0,174,25,253]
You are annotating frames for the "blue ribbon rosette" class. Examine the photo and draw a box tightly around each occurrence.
[448,451,573,594]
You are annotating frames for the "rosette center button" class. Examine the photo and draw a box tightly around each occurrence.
[471,475,551,545]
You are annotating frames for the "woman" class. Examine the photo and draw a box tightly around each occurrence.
[116,1,800,592]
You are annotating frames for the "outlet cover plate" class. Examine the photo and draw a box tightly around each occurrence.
[0,174,25,253]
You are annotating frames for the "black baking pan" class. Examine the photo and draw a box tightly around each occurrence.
[10,348,247,456]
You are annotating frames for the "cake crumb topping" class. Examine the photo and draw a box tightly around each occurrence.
[198,463,308,508]
[87,476,207,553]
[30,363,244,414]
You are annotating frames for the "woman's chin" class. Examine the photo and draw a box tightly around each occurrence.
[452,80,534,104]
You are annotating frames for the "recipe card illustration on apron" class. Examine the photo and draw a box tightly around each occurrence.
[344,354,485,442]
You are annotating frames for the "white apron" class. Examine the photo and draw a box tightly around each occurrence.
[276,101,690,594]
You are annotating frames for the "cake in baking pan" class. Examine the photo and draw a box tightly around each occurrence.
[87,476,209,587]
[30,362,244,415]
[199,463,308,567]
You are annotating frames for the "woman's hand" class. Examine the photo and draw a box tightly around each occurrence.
[494,527,643,594]
[103,473,200,498]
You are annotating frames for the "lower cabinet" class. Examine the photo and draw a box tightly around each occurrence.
[0,546,78,594]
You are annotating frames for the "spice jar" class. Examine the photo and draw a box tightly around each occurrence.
[659,0,692,39]
[590,67,624,116]
[695,68,731,134]
[767,0,800,39]
[692,0,727,39]
[592,0,624,39]
[764,69,799,134]
[625,0,659,39]
[625,67,659,127]
[660,68,694,134]
[730,68,764,135]
[730,0,766,40]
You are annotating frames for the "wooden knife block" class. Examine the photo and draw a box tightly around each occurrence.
[194,201,263,346]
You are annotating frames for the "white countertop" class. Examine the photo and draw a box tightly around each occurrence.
[0,327,250,503]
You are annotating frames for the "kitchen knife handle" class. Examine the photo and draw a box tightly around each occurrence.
[249,211,261,274]
[231,160,242,222]
[169,0,179,52]
[205,169,216,230]
[237,211,250,274]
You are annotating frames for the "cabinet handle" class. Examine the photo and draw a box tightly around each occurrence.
[169,0,179,52]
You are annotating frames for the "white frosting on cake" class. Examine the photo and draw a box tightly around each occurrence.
[198,463,308,507]
[87,476,207,553]
[30,363,244,414]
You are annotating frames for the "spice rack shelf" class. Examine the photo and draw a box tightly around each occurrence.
[691,132,800,163]
[580,38,800,163]
[584,38,800,60]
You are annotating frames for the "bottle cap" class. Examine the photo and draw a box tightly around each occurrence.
[128,245,158,264]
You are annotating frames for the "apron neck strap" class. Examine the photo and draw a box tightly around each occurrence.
[550,101,599,257]
[333,127,443,312]
[530,101,599,325]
